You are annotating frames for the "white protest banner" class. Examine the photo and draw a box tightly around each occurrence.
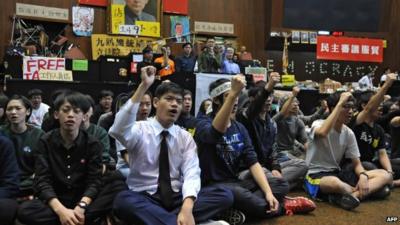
[23,56,66,80]
[16,3,69,21]
[195,73,233,115]
[39,70,73,82]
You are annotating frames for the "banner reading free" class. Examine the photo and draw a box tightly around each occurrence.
[23,56,66,80]
[317,36,384,63]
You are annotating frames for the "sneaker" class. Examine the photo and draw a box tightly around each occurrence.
[283,196,316,215]
[371,185,391,199]
[328,193,360,210]
[219,208,246,225]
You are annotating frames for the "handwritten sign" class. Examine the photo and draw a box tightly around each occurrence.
[109,4,125,34]
[119,25,141,35]
[91,34,157,60]
[23,56,66,80]
[16,3,69,21]
[39,70,73,82]
[281,74,296,86]
[136,21,160,37]
[194,21,234,34]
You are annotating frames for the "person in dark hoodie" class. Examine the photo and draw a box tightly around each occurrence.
[0,134,19,225]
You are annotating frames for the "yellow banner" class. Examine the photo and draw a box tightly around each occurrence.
[281,74,296,86]
[136,21,160,37]
[91,34,157,60]
[110,4,125,34]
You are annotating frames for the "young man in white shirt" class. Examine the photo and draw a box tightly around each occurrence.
[110,66,233,225]
[27,89,50,128]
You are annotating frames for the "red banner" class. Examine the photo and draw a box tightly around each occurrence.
[317,36,383,63]
[78,0,107,7]
[163,0,188,15]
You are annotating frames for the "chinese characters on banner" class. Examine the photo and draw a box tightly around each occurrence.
[16,3,69,21]
[317,36,384,63]
[23,57,66,80]
[91,34,157,60]
[194,21,234,35]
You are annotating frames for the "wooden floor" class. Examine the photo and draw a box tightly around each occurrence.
[246,188,400,225]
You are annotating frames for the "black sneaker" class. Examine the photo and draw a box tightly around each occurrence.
[328,193,360,210]
[371,185,391,199]
[219,208,246,225]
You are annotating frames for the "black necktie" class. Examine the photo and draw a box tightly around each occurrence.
[158,130,173,210]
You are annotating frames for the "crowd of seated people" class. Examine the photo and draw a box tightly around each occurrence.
[0,65,399,225]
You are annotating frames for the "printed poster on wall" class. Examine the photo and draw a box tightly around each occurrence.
[170,16,190,43]
[108,0,161,36]
[73,6,94,37]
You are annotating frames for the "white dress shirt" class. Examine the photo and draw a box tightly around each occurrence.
[109,100,200,200]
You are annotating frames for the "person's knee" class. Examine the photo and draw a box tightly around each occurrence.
[370,169,393,184]
[321,177,351,194]
[17,201,37,224]
[215,186,234,207]
[0,199,18,223]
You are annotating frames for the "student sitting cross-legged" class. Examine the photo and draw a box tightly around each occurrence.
[18,91,115,225]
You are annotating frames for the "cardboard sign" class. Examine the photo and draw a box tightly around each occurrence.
[281,74,296,86]
[23,56,66,80]
[39,70,73,82]
[91,34,157,60]
[72,60,88,71]
[16,3,69,21]
[317,36,383,63]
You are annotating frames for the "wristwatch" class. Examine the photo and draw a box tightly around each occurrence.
[77,201,88,210]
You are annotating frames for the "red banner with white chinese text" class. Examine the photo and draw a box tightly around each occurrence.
[317,36,383,63]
